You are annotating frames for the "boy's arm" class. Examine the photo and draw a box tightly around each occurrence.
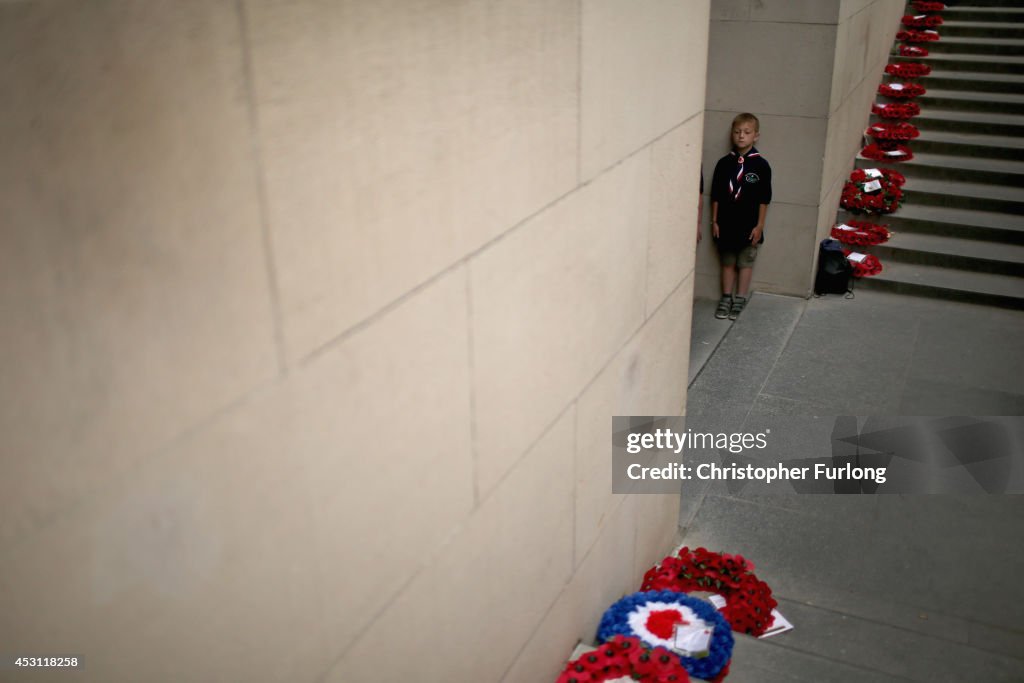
[750,203,768,243]
[711,201,720,239]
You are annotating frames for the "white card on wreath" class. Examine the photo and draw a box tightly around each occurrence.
[863,168,883,178]
[707,594,727,609]
[887,83,905,91]
[863,179,883,193]
[848,252,867,263]
[673,622,713,657]
[757,609,794,639]
[836,224,856,231]
[885,150,906,157]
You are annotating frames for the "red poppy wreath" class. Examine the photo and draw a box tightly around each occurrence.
[843,250,883,277]
[885,62,932,79]
[912,1,946,12]
[878,82,926,99]
[861,142,914,162]
[898,45,930,57]
[556,636,692,683]
[640,547,777,637]
[840,168,905,215]
[831,220,891,247]
[872,102,921,120]
[897,29,941,43]
[866,122,920,141]
[902,14,943,28]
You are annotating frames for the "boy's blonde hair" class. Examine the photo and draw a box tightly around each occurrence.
[731,113,760,131]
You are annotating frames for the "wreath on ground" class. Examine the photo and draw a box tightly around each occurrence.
[840,168,906,215]
[902,14,943,28]
[843,249,883,277]
[861,142,914,162]
[640,547,777,637]
[866,122,919,141]
[597,592,734,682]
[556,636,691,683]
[912,1,945,11]
[831,220,891,247]
[872,101,921,120]
[878,82,927,98]
[885,62,932,79]
[898,45,930,57]
[897,29,941,43]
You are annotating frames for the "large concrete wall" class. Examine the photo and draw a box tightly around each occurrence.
[0,2,709,681]
[697,0,903,298]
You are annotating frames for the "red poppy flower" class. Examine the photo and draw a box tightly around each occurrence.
[556,662,594,683]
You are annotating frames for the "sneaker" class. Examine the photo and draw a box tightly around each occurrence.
[728,295,747,320]
[715,295,732,319]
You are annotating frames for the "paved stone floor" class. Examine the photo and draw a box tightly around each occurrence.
[681,291,1024,682]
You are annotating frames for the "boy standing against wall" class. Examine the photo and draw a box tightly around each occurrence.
[711,113,772,320]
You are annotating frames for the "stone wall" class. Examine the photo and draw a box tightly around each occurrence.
[0,1,710,681]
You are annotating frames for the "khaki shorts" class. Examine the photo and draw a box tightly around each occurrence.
[719,244,759,268]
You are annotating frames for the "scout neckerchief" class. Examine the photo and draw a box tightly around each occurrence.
[728,148,760,201]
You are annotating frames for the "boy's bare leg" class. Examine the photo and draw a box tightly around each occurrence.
[720,264,736,297]
[737,266,753,297]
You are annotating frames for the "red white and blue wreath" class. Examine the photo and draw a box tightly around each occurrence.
[597,591,734,682]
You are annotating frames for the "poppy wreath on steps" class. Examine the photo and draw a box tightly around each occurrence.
[640,547,777,637]
[866,121,920,141]
[898,44,930,57]
[902,14,943,28]
[555,636,692,683]
[843,250,883,277]
[911,1,946,12]
[872,101,921,120]
[831,221,892,247]
[861,142,914,162]
[840,168,905,215]
[596,591,734,682]
[885,62,932,79]
[897,29,941,43]
[878,81,926,99]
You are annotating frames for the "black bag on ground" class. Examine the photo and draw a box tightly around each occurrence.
[814,238,852,295]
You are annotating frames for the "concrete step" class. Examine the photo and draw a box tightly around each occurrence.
[854,260,1024,308]
[865,5,1024,310]
[837,205,1024,244]
[911,107,1024,136]
[894,52,1024,75]
[870,231,1024,276]
[906,128,1024,161]
[915,69,1024,94]
[901,176,1024,215]
[924,36,1024,56]
[939,21,1024,39]
[911,88,1024,115]
[943,6,1024,23]
[897,53,1024,75]
[855,152,1024,186]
